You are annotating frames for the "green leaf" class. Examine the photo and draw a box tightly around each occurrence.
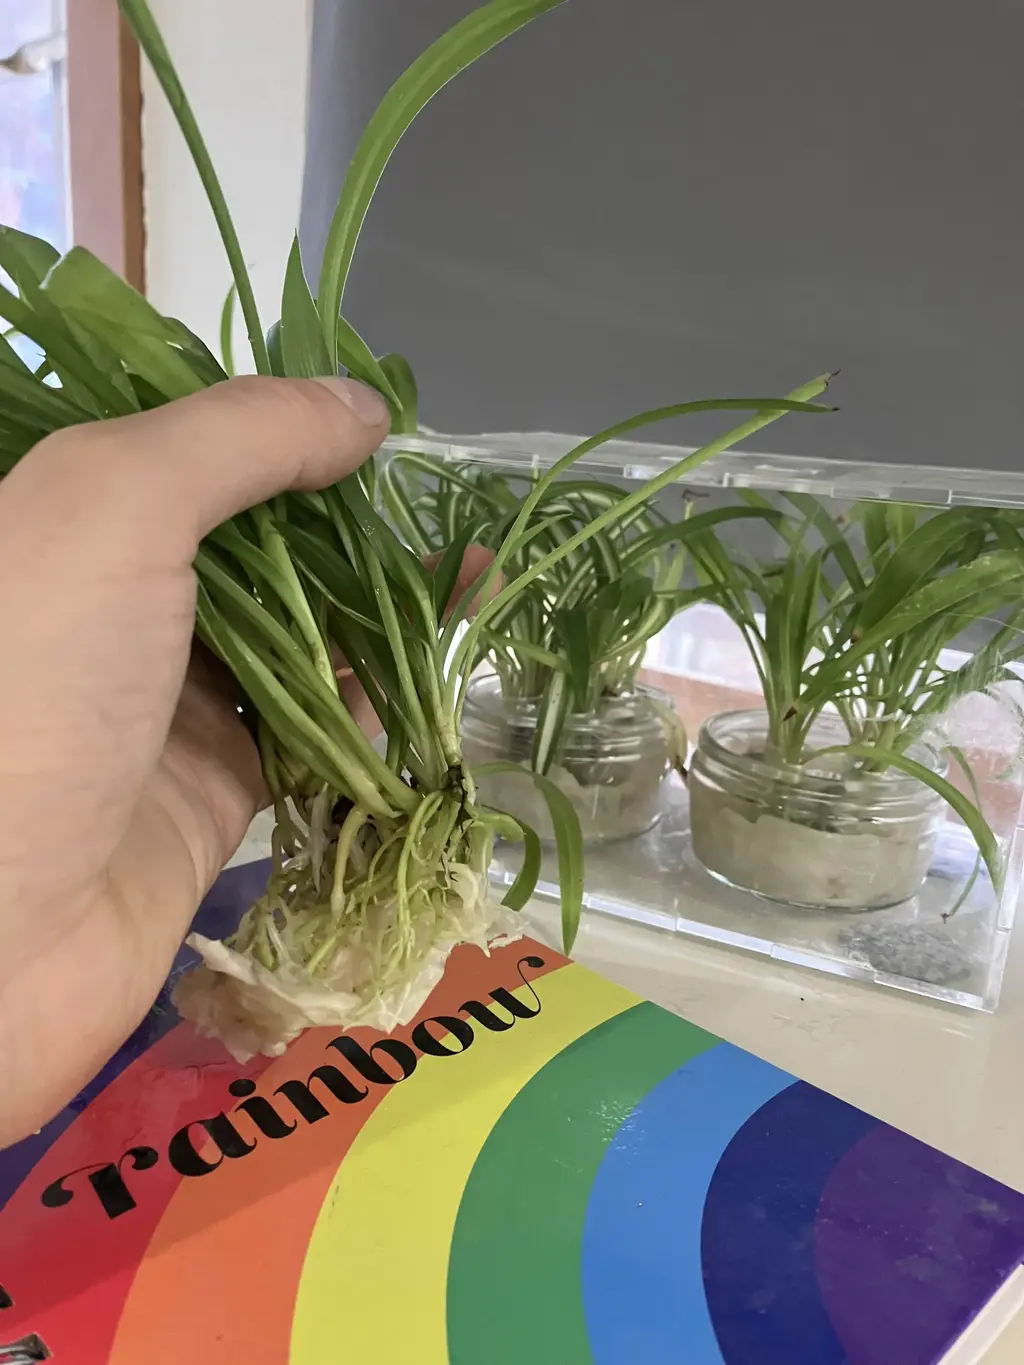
[163,316,229,386]
[392,450,506,512]
[498,814,543,912]
[987,514,1024,555]
[336,314,401,412]
[903,626,1024,724]
[330,478,434,608]
[840,742,1002,892]
[473,759,586,951]
[479,631,566,672]
[0,348,94,426]
[763,547,823,709]
[780,492,865,593]
[266,320,284,376]
[219,282,237,376]
[852,509,987,635]
[859,501,895,567]
[0,274,135,417]
[552,607,592,710]
[531,670,572,775]
[379,352,419,432]
[379,455,437,555]
[317,0,569,359]
[43,247,207,400]
[0,414,48,470]
[274,523,388,635]
[940,745,986,918]
[327,486,449,775]
[280,236,333,378]
[789,550,825,679]
[531,772,585,951]
[0,224,59,288]
[586,528,621,587]
[197,544,334,694]
[808,550,1024,706]
[0,327,32,374]
[885,501,918,545]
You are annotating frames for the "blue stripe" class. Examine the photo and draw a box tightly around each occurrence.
[701,1081,879,1365]
[581,1042,795,1364]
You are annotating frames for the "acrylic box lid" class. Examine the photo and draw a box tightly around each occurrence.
[380,432,1024,509]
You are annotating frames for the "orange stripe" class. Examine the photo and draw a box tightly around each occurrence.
[106,1024,375,1364]
[108,940,565,1363]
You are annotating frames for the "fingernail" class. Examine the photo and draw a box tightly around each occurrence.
[313,376,390,426]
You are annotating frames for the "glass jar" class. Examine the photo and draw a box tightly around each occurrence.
[461,674,675,845]
[688,710,946,911]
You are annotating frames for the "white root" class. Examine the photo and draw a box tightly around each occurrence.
[173,864,522,1063]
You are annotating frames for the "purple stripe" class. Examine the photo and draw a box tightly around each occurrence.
[815,1125,1024,1364]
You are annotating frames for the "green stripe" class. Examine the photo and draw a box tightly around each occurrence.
[445,1002,717,1363]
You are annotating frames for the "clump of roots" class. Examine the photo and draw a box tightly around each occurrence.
[173,785,519,1061]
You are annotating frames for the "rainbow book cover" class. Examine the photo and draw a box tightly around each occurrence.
[1,858,1024,1364]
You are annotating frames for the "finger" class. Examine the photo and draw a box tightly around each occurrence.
[453,543,498,601]
[5,375,390,562]
[338,672,385,742]
[444,542,500,621]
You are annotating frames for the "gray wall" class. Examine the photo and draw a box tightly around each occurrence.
[301,0,1023,470]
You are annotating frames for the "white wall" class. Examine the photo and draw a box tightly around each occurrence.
[142,0,312,368]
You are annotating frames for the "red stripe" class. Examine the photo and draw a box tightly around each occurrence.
[0,1024,267,1361]
[0,938,565,1363]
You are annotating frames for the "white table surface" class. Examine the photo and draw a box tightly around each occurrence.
[231,809,1024,1361]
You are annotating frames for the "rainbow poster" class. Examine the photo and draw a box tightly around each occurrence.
[1,858,1024,1364]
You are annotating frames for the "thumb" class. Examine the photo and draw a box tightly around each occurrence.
[7,374,391,561]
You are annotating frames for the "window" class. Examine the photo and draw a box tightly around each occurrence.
[0,0,142,286]
[0,0,67,250]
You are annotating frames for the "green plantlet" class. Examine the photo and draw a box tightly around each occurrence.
[0,0,833,1058]
[382,453,786,786]
[685,492,1024,900]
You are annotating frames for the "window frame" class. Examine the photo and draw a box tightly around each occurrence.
[64,0,144,290]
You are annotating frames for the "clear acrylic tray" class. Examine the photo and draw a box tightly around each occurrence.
[488,777,1014,1011]
[380,431,1024,1011]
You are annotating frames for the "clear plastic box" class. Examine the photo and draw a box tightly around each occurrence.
[380,432,1024,1011]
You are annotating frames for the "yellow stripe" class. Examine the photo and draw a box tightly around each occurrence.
[289,963,637,1364]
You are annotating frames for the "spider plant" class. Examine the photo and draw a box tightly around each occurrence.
[382,454,780,778]
[686,492,1024,893]
[0,0,834,1058]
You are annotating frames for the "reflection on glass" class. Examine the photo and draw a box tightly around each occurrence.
[0,0,66,251]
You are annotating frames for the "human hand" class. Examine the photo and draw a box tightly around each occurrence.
[0,376,485,1145]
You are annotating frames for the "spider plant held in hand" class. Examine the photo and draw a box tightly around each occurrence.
[686,492,1024,897]
[0,0,835,1059]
